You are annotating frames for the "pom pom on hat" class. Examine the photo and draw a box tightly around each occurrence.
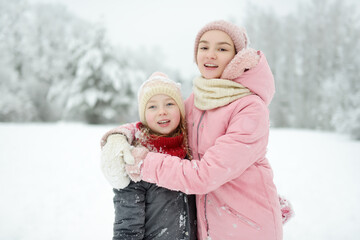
[137,72,185,124]
[194,20,249,62]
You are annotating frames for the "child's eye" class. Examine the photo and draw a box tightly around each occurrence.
[166,102,175,106]
[199,46,208,50]
[147,105,156,109]
[219,48,228,52]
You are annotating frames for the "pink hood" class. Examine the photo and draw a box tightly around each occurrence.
[222,49,275,106]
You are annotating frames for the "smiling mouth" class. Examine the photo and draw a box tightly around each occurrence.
[204,63,218,68]
[158,120,170,124]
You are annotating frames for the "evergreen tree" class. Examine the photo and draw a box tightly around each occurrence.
[244,0,360,139]
[64,28,146,124]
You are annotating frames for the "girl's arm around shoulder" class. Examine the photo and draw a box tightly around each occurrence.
[100,122,138,148]
[142,97,270,194]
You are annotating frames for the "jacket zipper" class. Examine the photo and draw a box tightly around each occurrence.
[196,111,210,237]
[196,111,205,158]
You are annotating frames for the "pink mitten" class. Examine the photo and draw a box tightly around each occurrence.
[279,195,295,224]
[125,146,149,182]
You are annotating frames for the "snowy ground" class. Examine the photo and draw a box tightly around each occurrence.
[0,123,359,240]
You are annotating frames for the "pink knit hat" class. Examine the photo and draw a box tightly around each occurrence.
[194,20,249,62]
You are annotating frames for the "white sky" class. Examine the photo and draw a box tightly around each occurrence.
[28,0,307,77]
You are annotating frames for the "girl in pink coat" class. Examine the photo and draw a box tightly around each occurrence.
[102,20,294,240]
[127,20,284,240]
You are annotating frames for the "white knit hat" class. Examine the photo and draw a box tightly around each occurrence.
[137,72,185,124]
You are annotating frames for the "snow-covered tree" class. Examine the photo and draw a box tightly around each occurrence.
[64,28,144,124]
[63,33,181,124]
[244,0,360,139]
[324,0,360,139]
[1,2,28,121]
[0,0,182,124]
[0,0,97,121]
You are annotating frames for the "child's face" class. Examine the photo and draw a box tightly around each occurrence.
[145,94,181,135]
[197,30,236,79]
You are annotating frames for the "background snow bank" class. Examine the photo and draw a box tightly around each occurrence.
[0,123,359,239]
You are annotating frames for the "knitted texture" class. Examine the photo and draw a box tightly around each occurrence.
[193,76,252,110]
[100,122,136,148]
[100,134,132,189]
[194,20,248,62]
[136,122,186,158]
[137,72,185,124]
[125,146,149,182]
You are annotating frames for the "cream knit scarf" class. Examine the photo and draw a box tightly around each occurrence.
[193,76,252,110]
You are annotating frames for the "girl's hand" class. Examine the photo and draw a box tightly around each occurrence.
[125,146,149,182]
[279,195,295,224]
[100,134,134,189]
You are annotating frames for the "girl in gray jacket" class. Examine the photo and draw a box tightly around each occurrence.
[100,72,197,240]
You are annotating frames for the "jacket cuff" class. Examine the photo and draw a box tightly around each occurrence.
[141,152,162,184]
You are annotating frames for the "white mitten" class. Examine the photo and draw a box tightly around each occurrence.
[100,134,134,189]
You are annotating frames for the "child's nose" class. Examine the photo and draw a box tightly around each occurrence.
[158,106,167,115]
[206,49,217,59]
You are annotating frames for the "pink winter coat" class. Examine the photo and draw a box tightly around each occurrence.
[141,51,283,240]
